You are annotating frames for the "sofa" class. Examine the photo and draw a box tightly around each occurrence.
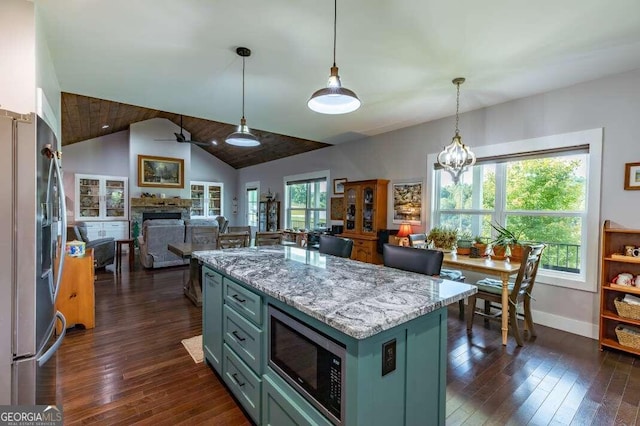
[137,219,219,269]
[67,224,115,269]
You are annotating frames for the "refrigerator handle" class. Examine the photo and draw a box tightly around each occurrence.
[50,154,67,304]
[37,311,66,367]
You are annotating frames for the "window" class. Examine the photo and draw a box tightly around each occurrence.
[428,129,602,291]
[246,183,259,227]
[284,171,329,230]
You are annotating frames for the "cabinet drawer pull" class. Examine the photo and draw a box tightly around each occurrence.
[232,294,246,303]
[231,373,245,387]
[232,330,246,342]
[205,273,214,278]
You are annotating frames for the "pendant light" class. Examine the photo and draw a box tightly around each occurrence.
[307,0,361,114]
[437,77,476,184]
[225,47,260,147]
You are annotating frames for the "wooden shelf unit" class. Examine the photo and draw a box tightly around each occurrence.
[599,220,640,356]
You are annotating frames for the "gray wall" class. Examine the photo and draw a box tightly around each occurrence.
[238,68,640,339]
[62,118,238,222]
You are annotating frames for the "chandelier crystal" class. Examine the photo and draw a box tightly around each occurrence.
[437,77,475,183]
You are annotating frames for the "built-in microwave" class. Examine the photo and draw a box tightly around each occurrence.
[268,305,346,425]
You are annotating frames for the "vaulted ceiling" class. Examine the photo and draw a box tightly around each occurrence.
[39,0,640,168]
[61,93,330,169]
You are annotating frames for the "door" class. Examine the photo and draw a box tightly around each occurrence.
[245,182,260,238]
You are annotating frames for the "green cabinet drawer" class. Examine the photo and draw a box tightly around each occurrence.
[223,344,261,424]
[202,267,223,373]
[223,304,263,375]
[224,278,262,325]
[262,371,333,426]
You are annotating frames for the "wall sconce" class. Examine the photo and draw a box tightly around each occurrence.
[396,222,413,247]
[232,196,238,214]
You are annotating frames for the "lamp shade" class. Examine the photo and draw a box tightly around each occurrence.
[397,223,413,238]
[225,119,260,147]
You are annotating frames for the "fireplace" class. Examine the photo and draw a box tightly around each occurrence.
[142,212,182,222]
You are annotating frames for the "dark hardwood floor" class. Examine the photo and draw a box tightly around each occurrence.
[57,259,640,425]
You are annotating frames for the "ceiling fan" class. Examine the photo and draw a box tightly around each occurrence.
[155,115,215,147]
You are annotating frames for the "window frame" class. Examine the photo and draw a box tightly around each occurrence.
[283,170,329,230]
[245,181,259,228]
[427,128,603,292]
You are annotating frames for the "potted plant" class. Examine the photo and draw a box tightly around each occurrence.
[490,221,524,261]
[427,226,458,251]
[456,231,473,255]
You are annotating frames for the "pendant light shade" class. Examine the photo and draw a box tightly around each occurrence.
[226,47,260,147]
[307,0,360,114]
[437,77,475,184]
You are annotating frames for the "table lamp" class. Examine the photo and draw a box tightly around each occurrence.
[396,223,413,247]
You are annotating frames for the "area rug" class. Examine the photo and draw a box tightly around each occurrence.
[181,335,204,364]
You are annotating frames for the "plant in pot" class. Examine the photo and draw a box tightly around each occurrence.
[490,221,524,261]
[427,226,458,251]
[456,231,473,255]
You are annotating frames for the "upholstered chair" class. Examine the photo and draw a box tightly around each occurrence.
[67,224,115,269]
[318,235,354,258]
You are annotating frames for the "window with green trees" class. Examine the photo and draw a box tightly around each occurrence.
[285,177,327,230]
[430,129,602,291]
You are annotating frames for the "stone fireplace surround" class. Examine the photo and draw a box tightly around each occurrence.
[130,197,192,239]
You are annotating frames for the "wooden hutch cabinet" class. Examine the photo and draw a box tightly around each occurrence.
[258,200,280,232]
[338,179,389,264]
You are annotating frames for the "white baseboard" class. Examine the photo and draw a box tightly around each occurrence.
[531,308,598,340]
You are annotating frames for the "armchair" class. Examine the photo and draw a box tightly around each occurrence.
[67,224,115,269]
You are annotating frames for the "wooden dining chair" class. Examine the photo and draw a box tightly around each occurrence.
[255,231,283,246]
[217,232,250,249]
[318,235,354,258]
[467,244,546,346]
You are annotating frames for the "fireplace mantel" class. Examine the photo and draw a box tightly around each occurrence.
[130,198,192,208]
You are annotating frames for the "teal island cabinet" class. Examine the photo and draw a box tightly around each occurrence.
[195,246,476,426]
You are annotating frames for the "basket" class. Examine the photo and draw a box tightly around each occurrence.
[614,297,640,320]
[615,325,640,349]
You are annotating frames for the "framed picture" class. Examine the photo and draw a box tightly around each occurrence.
[330,197,344,220]
[392,180,423,224]
[333,178,347,195]
[625,162,640,190]
[137,154,184,188]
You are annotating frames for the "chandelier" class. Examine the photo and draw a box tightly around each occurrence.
[437,77,475,183]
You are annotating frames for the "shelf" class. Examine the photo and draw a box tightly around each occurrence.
[608,254,640,263]
[602,309,640,326]
[606,283,640,294]
[600,337,640,356]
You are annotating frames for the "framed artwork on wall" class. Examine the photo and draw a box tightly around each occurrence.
[138,154,185,188]
[391,180,423,225]
[333,178,347,195]
[330,197,344,220]
[624,162,640,190]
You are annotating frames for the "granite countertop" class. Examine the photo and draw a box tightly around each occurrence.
[193,246,477,339]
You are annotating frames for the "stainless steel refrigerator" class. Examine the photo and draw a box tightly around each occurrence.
[0,110,67,404]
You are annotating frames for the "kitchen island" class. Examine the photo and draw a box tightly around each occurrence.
[194,245,476,426]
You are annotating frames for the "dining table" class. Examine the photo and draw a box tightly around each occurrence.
[167,242,218,306]
[442,252,521,345]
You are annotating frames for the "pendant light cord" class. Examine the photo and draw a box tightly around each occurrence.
[455,80,460,135]
[242,55,246,120]
[333,0,337,67]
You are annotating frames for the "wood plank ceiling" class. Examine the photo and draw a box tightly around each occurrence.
[61,93,331,169]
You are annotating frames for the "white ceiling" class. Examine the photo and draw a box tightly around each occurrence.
[37,0,640,145]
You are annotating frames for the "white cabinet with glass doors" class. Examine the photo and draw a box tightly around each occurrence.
[190,181,224,219]
[75,174,128,221]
